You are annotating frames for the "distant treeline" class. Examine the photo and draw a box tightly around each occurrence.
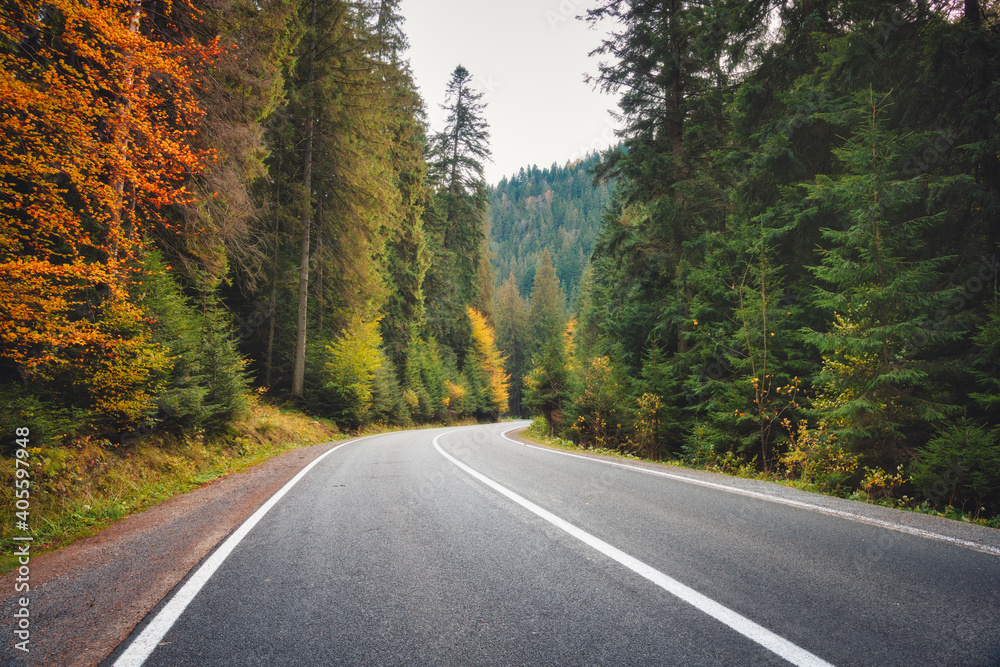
[489,153,613,307]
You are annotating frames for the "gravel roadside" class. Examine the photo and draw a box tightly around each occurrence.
[1,439,343,667]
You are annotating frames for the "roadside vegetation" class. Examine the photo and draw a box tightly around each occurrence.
[520,418,1000,530]
[2,0,510,571]
[496,3,1000,526]
[0,400,339,573]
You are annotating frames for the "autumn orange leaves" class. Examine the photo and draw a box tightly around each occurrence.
[1,0,219,422]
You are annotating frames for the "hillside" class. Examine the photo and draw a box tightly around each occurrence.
[488,153,613,306]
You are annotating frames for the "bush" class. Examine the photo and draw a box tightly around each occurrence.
[779,419,861,493]
[323,317,384,429]
[370,358,410,425]
[139,252,250,433]
[0,384,77,454]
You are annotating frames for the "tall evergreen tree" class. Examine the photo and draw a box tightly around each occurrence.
[523,249,570,434]
[528,248,566,359]
[584,0,731,366]
[424,65,492,356]
[802,90,964,463]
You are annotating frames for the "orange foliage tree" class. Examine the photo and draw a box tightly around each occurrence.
[0,0,220,425]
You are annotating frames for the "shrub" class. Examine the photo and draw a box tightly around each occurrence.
[779,419,861,493]
[324,317,384,429]
[0,384,76,454]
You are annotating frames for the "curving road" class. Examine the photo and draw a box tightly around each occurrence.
[104,422,1000,666]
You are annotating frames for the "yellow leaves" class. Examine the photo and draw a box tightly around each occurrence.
[324,316,384,423]
[861,465,908,501]
[444,380,466,409]
[779,419,860,489]
[467,307,510,414]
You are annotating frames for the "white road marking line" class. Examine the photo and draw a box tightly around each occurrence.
[501,427,1000,556]
[112,436,372,667]
[500,425,529,446]
[435,431,835,667]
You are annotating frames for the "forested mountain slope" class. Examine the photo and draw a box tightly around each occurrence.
[488,153,613,306]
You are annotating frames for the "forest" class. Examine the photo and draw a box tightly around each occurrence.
[499,0,1000,521]
[2,0,999,526]
[1,0,509,455]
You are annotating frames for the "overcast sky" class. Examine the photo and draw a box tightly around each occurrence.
[397,0,619,185]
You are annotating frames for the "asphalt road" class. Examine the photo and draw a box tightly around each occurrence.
[104,422,1000,666]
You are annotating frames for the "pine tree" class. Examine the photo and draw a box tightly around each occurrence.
[524,249,570,434]
[270,0,404,398]
[528,249,566,359]
[583,0,732,382]
[424,65,492,357]
[524,328,571,437]
[494,273,530,416]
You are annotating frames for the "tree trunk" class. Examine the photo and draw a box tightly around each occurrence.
[291,0,317,397]
[965,0,981,26]
[265,220,279,389]
[316,226,324,341]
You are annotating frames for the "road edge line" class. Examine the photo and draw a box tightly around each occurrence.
[502,427,1000,556]
[111,435,370,667]
[436,430,835,667]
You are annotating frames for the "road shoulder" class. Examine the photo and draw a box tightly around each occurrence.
[1,440,342,667]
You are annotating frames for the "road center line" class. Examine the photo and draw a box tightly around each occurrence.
[112,435,372,667]
[502,428,1000,556]
[434,431,835,667]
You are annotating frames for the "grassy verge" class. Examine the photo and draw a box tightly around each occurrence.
[0,399,343,573]
[518,417,999,529]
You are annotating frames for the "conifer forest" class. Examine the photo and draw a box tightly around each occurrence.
[3,1,1000,523]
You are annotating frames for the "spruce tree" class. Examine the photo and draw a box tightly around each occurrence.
[524,250,570,435]
[528,249,566,359]
[802,90,963,462]
[494,273,530,416]
[424,65,492,357]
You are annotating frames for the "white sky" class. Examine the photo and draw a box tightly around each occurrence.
[397,0,619,185]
